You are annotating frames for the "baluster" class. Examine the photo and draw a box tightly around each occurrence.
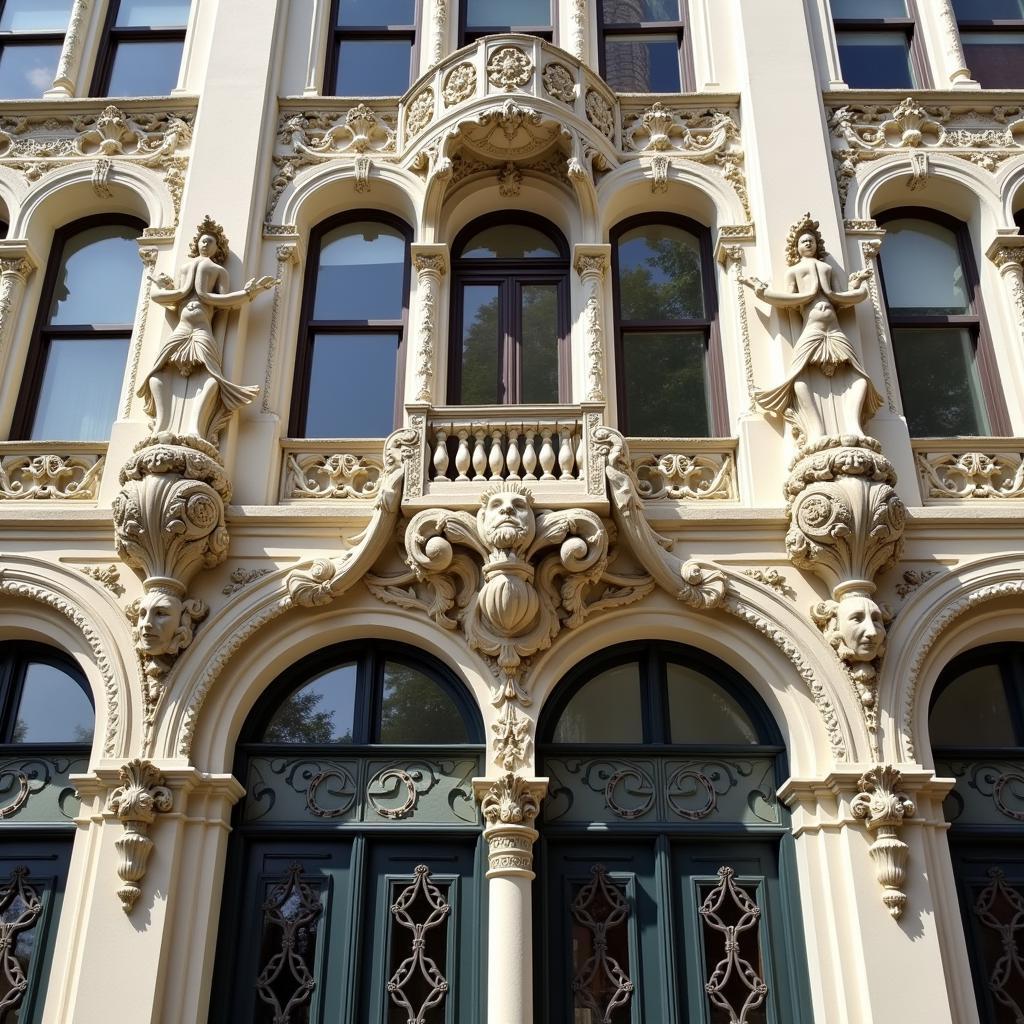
[558,428,575,478]
[539,428,556,480]
[472,429,488,481]
[454,430,471,481]
[489,429,505,478]
[506,429,521,479]
[432,429,450,481]
[575,432,585,476]
[522,430,538,480]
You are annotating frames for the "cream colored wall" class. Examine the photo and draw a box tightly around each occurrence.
[0,0,1016,1021]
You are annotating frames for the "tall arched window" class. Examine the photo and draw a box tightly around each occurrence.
[612,215,723,436]
[877,209,1008,437]
[13,216,145,441]
[537,642,811,1023]
[292,214,411,438]
[931,643,1024,1024]
[449,214,569,405]
[0,641,93,1023]
[211,642,485,1023]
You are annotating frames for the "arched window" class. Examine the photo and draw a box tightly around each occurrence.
[537,642,811,1024]
[448,214,569,405]
[292,214,411,438]
[612,215,722,436]
[877,209,1007,437]
[13,215,145,441]
[211,643,485,1023]
[92,0,191,98]
[0,641,93,1023]
[931,643,1024,1023]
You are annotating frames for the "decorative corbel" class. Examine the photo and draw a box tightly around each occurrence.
[851,765,916,920]
[107,759,172,913]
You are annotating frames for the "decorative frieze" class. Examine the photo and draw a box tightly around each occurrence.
[283,449,384,500]
[916,445,1024,500]
[0,447,104,501]
[630,446,737,501]
[829,97,1024,209]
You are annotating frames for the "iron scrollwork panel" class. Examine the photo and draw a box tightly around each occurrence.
[0,867,43,1018]
[698,867,769,1024]
[386,865,452,1024]
[937,759,1024,827]
[972,868,1024,1022]
[254,863,324,1024]
[0,757,87,824]
[570,865,635,1023]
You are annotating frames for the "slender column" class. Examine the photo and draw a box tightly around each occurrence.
[474,774,548,1024]
[934,0,978,88]
[304,0,330,94]
[430,0,450,67]
[568,0,587,63]
[46,0,91,97]
[573,245,610,405]
[990,243,1024,348]
[410,244,449,405]
[0,253,35,365]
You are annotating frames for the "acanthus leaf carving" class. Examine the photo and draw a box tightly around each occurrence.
[107,758,173,913]
[851,765,916,920]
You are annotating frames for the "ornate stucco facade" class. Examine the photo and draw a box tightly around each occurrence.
[2,1,1024,1021]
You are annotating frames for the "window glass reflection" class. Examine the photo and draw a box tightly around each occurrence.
[314,223,406,321]
[520,284,559,404]
[337,0,414,24]
[0,44,62,98]
[335,38,411,96]
[961,33,1024,88]
[114,0,190,26]
[603,0,679,19]
[604,35,681,92]
[0,0,72,31]
[552,663,644,743]
[881,220,970,314]
[623,331,708,436]
[378,662,469,744]
[930,663,1016,747]
[666,664,759,745]
[459,284,501,404]
[953,0,1024,15]
[263,664,358,743]
[831,0,907,15]
[836,31,914,88]
[460,225,560,260]
[106,39,184,96]
[618,225,704,321]
[13,661,93,743]
[465,0,550,26]
[49,226,142,325]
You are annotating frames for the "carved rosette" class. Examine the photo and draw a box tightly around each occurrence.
[107,759,173,912]
[851,765,916,920]
[474,774,546,879]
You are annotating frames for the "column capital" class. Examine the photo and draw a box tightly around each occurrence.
[411,242,449,276]
[988,237,1024,273]
[474,774,548,879]
[573,243,610,278]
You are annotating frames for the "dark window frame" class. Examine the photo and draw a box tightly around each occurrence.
[876,206,1010,437]
[597,0,694,94]
[0,0,68,99]
[610,213,726,437]
[90,0,189,97]
[448,211,571,405]
[242,639,484,747]
[290,210,412,439]
[538,639,783,752]
[955,3,1024,89]
[324,0,419,97]
[11,213,145,441]
[833,0,931,89]
[458,0,554,46]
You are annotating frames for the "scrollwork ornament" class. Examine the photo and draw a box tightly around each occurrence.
[851,765,915,919]
[486,46,533,90]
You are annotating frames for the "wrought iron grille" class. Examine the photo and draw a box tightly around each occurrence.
[387,864,451,1024]
[255,863,323,1024]
[570,864,635,1023]
[0,867,42,1017]
[699,866,769,1024]
[973,867,1024,1022]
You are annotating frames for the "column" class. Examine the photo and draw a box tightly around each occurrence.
[429,0,451,67]
[779,767,973,1023]
[474,773,548,1024]
[934,0,978,88]
[46,0,92,98]
[990,242,1024,348]
[573,246,610,406]
[410,244,449,405]
[0,249,36,365]
[44,762,244,1024]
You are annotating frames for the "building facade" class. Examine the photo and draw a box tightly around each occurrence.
[0,0,1022,1021]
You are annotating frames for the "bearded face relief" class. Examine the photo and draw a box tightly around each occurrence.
[134,589,183,656]
[835,594,887,663]
[478,484,536,554]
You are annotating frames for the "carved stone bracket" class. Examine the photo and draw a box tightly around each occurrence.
[473,773,547,878]
[851,765,916,920]
[367,480,653,704]
[106,758,172,913]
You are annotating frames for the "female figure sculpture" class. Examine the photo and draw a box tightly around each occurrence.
[138,216,274,444]
[741,214,882,446]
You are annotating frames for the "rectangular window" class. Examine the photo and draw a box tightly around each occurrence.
[93,0,190,97]
[832,0,923,89]
[328,0,415,97]
[0,0,72,98]
[460,0,552,45]
[600,0,687,93]
[954,0,1024,87]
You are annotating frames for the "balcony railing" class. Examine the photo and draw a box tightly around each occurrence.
[0,442,106,501]
[913,438,1024,502]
